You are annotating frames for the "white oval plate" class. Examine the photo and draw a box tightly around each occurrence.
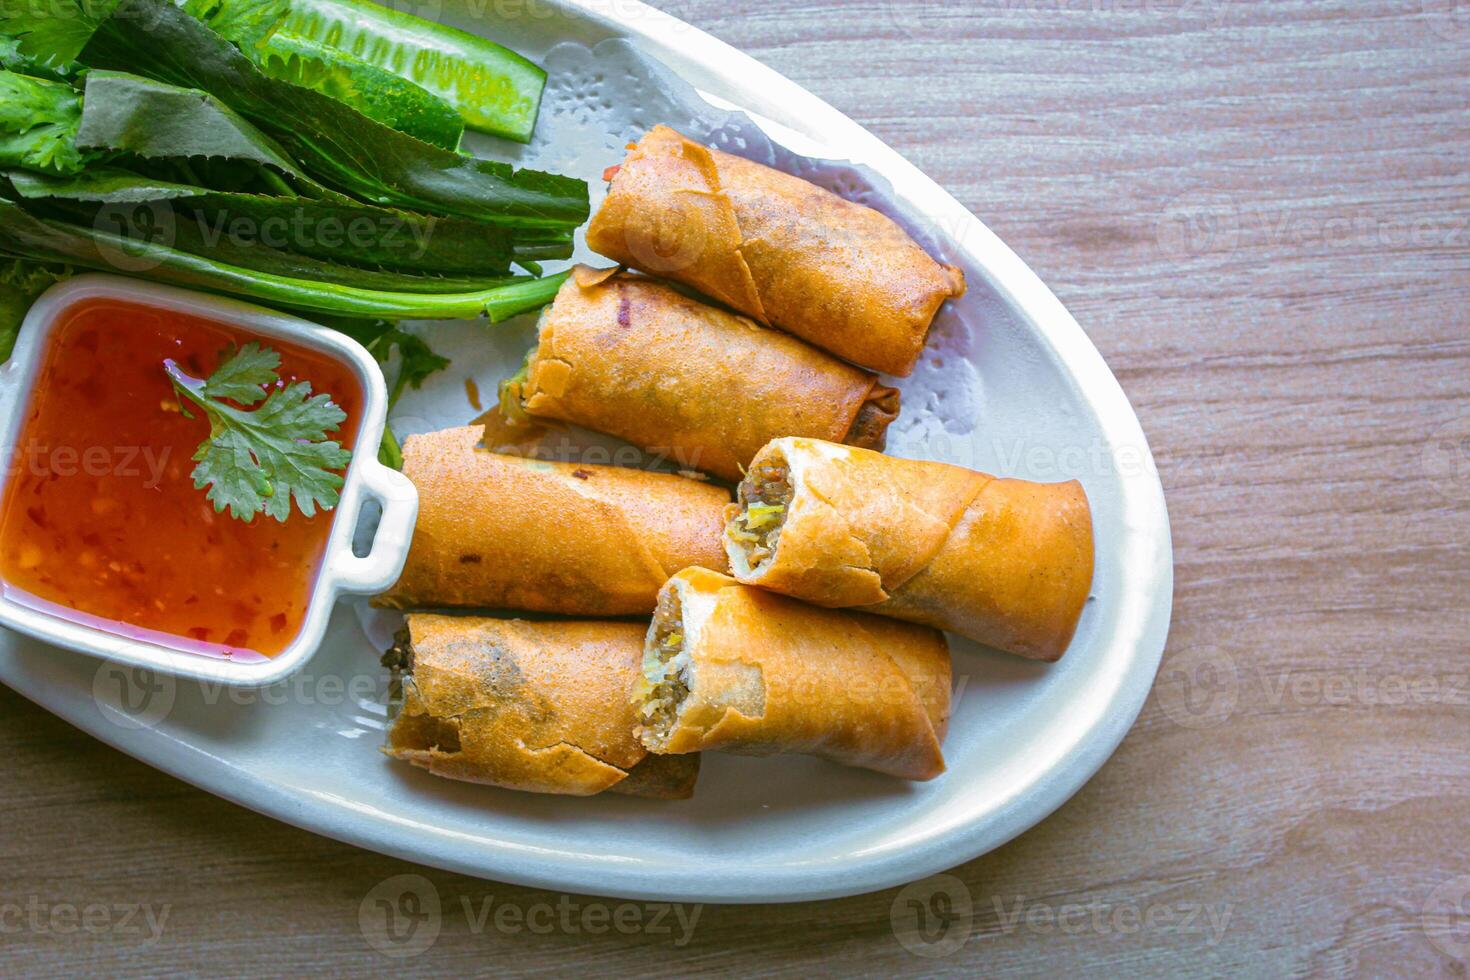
[0,0,1172,903]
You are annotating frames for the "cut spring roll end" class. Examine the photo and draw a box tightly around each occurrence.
[633,568,951,781]
[724,440,886,605]
[384,616,700,799]
[724,438,1095,662]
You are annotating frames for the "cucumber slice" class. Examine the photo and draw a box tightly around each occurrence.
[254,32,465,151]
[274,0,546,143]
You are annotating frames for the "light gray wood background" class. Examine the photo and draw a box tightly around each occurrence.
[3,0,1467,975]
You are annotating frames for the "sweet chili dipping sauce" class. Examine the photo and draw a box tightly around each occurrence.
[0,301,361,660]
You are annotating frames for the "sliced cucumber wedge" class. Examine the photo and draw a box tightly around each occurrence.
[273,0,546,143]
[254,32,465,150]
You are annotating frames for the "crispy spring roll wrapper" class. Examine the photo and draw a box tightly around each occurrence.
[635,568,951,780]
[501,267,899,481]
[377,426,729,616]
[384,615,700,798]
[586,126,966,377]
[725,438,1095,662]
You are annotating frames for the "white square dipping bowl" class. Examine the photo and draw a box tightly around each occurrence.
[0,275,417,687]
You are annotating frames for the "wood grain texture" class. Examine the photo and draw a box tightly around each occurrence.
[2,0,1467,975]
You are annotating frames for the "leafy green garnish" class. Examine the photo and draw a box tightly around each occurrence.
[0,257,68,360]
[331,319,448,470]
[0,0,117,74]
[78,0,587,229]
[165,341,351,522]
[0,69,91,175]
[0,196,570,321]
[75,70,325,193]
[9,167,519,276]
[0,31,76,80]
[179,0,288,50]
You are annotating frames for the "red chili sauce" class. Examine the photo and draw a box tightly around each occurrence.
[0,300,361,659]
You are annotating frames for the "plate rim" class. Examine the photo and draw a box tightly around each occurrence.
[0,0,1174,904]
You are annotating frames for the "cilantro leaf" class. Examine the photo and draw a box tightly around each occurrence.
[180,0,288,50]
[332,320,450,404]
[0,69,92,175]
[328,320,448,471]
[379,327,450,404]
[198,340,278,405]
[165,343,351,522]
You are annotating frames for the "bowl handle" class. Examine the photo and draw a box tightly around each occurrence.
[328,459,419,596]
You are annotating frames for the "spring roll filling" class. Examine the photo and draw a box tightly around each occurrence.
[380,629,463,754]
[496,342,539,424]
[635,587,694,741]
[728,452,794,570]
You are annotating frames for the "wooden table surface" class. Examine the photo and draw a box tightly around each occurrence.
[4,1,1467,975]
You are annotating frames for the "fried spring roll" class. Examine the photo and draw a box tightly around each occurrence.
[501,266,899,481]
[377,426,729,616]
[634,568,951,780]
[384,615,700,798]
[586,126,966,377]
[724,438,1094,662]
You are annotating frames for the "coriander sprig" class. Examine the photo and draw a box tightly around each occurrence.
[166,342,351,523]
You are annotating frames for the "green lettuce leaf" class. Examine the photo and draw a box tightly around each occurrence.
[75,70,325,193]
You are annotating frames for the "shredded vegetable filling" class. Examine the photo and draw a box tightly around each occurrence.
[636,587,691,740]
[729,454,793,568]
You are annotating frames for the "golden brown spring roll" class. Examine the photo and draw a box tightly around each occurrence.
[586,126,966,377]
[377,426,729,616]
[384,615,700,798]
[634,567,951,780]
[501,266,899,481]
[725,438,1094,662]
